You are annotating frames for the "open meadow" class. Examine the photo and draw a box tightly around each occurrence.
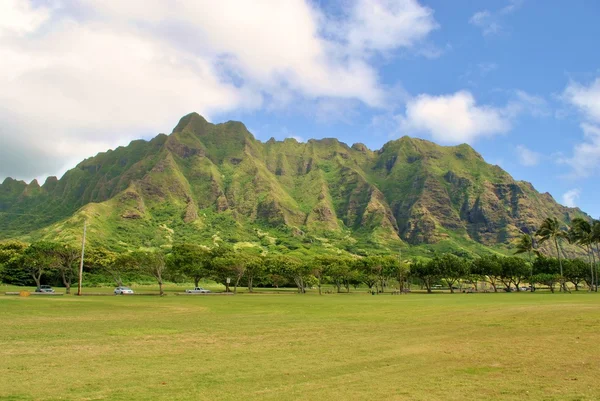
[1,289,599,401]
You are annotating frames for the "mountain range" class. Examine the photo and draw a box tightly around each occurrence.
[0,112,588,258]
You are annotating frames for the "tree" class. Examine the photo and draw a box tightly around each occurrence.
[320,256,350,293]
[170,243,211,287]
[266,255,309,293]
[245,255,265,293]
[356,257,379,291]
[311,257,328,295]
[563,259,588,291]
[471,255,502,292]
[130,250,167,296]
[213,252,253,294]
[87,248,131,287]
[499,257,529,291]
[53,243,80,294]
[569,218,596,291]
[514,234,538,290]
[532,257,560,293]
[21,241,59,290]
[536,217,569,292]
[389,257,410,292]
[412,259,441,293]
[0,241,29,285]
[435,254,469,293]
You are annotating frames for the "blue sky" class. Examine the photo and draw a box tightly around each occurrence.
[1,0,599,218]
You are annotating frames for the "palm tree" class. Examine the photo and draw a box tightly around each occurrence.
[568,218,595,291]
[536,217,569,292]
[514,233,538,291]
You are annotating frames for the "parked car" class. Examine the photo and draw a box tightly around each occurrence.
[114,286,134,295]
[185,287,211,294]
[35,285,55,293]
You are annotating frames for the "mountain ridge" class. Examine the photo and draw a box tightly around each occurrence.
[0,112,588,258]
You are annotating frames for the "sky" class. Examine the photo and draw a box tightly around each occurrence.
[1,0,599,218]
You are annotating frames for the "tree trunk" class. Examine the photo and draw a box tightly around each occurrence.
[554,237,567,293]
[234,276,241,294]
[62,270,71,294]
[248,276,254,293]
[159,281,164,296]
[587,245,595,292]
[32,271,42,291]
[424,278,432,293]
[194,277,200,288]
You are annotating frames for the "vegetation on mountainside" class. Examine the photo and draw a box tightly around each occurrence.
[2,216,599,293]
[0,113,589,259]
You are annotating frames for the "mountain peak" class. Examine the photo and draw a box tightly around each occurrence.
[172,112,210,134]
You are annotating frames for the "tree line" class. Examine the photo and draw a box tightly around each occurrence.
[1,217,598,295]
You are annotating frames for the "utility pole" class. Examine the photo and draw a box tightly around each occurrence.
[77,220,87,296]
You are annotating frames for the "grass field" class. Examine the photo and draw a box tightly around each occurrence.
[1,289,599,401]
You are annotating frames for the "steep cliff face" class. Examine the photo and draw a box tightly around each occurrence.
[0,113,588,255]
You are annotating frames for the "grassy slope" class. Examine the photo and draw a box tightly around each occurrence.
[1,292,599,401]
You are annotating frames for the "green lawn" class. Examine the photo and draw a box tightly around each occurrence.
[1,290,599,400]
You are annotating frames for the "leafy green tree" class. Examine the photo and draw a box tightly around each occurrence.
[213,250,258,293]
[499,256,529,291]
[514,234,538,290]
[170,243,211,287]
[355,257,379,291]
[532,257,560,292]
[569,218,596,291]
[412,259,441,293]
[532,273,560,293]
[266,255,309,293]
[21,241,60,290]
[563,259,588,291]
[320,256,350,293]
[0,241,29,285]
[471,255,502,292]
[245,255,265,293]
[53,243,80,294]
[86,248,135,286]
[130,250,167,296]
[536,217,569,292]
[434,254,470,293]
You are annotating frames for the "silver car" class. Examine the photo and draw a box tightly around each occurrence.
[36,285,55,293]
[114,286,134,295]
[185,287,211,294]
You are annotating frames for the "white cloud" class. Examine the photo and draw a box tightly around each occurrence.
[0,0,50,36]
[560,78,600,178]
[0,0,438,181]
[560,123,600,178]
[516,145,541,166]
[398,91,510,144]
[469,11,500,36]
[562,188,581,208]
[340,0,438,54]
[469,0,522,36]
[563,78,600,123]
[505,90,549,118]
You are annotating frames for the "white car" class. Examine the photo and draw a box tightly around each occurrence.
[185,287,211,294]
[36,285,55,293]
[114,286,134,295]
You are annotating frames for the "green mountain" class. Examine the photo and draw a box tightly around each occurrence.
[0,113,588,258]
